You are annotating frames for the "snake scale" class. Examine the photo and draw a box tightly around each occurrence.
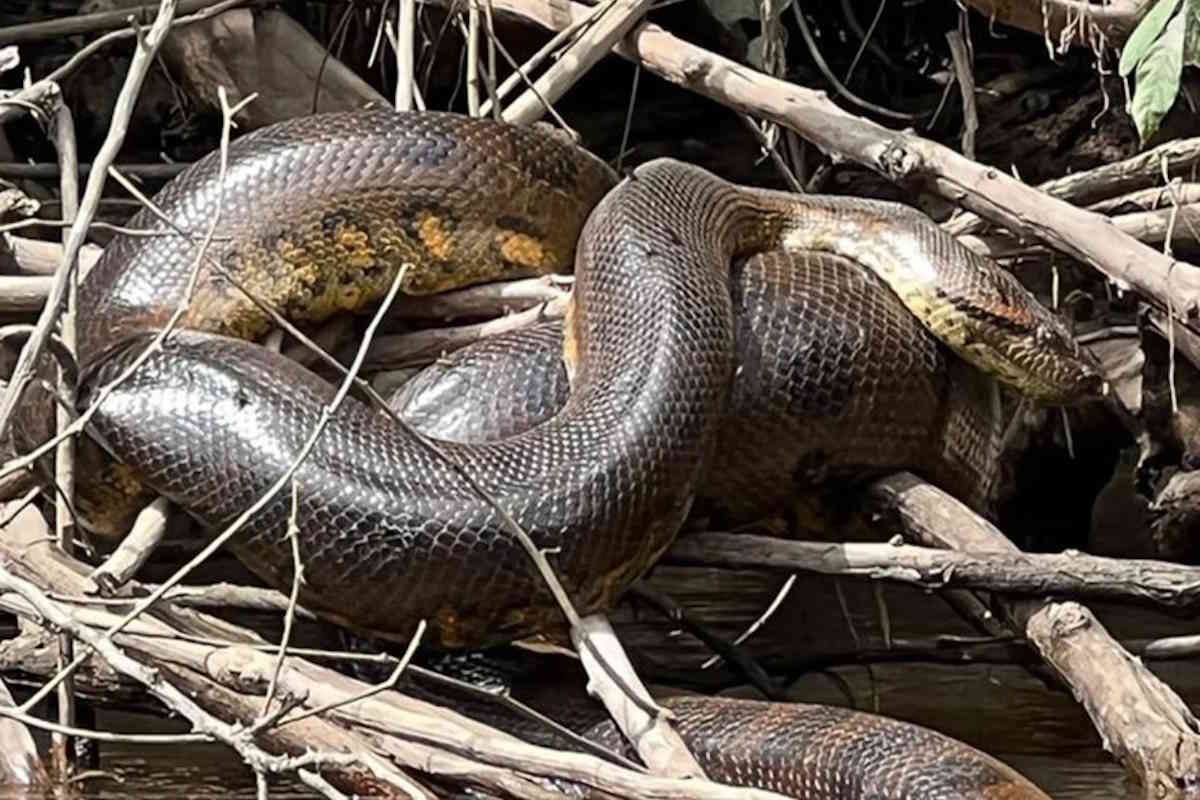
[17,110,1104,798]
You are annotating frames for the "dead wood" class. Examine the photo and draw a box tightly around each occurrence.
[0,676,49,787]
[0,0,266,43]
[961,0,1151,46]
[666,533,1200,613]
[0,236,101,277]
[944,136,1200,237]
[866,472,1200,794]
[961,203,1200,258]
[153,7,387,129]
[462,0,1200,330]
[0,503,791,800]
[0,277,51,314]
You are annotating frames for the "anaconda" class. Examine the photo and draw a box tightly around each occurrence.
[13,110,1101,799]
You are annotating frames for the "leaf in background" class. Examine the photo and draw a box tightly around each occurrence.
[1132,7,1187,144]
[748,27,789,71]
[1184,0,1200,66]
[701,0,788,27]
[1120,0,1182,76]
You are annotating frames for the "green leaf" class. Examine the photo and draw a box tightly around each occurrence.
[1183,0,1200,66]
[1131,7,1187,144]
[1120,0,1182,76]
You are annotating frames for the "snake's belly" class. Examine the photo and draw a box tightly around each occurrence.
[392,250,1003,517]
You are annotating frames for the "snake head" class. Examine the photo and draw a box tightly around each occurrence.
[990,310,1107,406]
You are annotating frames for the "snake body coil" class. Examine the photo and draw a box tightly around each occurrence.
[26,111,1095,799]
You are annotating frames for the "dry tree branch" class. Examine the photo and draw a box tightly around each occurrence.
[0,564,383,800]
[866,472,1200,791]
[668,534,1200,612]
[10,85,257,713]
[88,498,170,591]
[477,2,605,118]
[945,29,977,161]
[397,0,416,110]
[365,294,567,367]
[961,0,1152,46]
[501,0,653,125]
[944,136,1200,237]
[0,0,178,446]
[0,0,256,126]
[466,0,481,115]
[452,0,1200,329]
[0,503,786,800]
[49,87,81,781]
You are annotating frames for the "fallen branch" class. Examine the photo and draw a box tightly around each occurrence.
[0,502,791,800]
[0,277,51,314]
[0,235,101,276]
[502,0,654,125]
[960,203,1200,258]
[0,0,178,445]
[866,472,1200,793]
[944,136,1200,236]
[667,534,1200,612]
[0,0,262,43]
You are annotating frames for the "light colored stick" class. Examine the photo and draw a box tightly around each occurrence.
[574,613,703,778]
[0,0,177,445]
[0,677,49,787]
[88,498,170,591]
[477,5,604,118]
[961,0,1151,46]
[501,0,653,125]
[365,294,567,368]
[0,276,51,313]
[50,90,80,781]
[466,0,480,115]
[944,136,1200,236]
[866,472,1200,792]
[396,0,415,110]
[0,236,101,276]
[668,534,1200,611]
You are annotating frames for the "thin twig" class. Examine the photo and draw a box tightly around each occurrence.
[50,90,80,781]
[945,29,977,161]
[0,0,178,447]
[396,0,416,110]
[466,0,480,115]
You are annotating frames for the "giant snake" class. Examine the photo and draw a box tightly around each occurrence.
[16,110,1105,798]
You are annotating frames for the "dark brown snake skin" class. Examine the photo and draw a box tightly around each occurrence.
[16,110,1094,798]
[393,250,1005,516]
[408,651,1049,799]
